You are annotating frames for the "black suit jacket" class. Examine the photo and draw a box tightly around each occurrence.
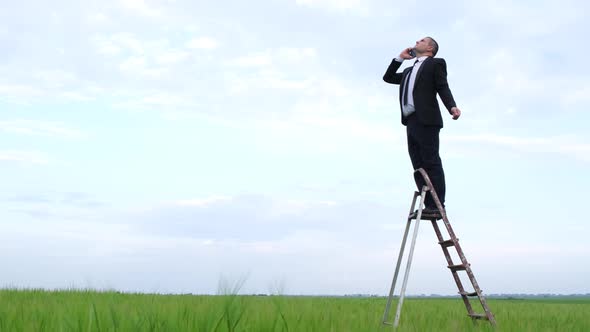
[383,57,456,128]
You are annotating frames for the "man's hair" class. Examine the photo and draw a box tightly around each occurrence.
[426,37,439,56]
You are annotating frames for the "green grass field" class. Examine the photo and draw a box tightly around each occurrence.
[0,289,588,331]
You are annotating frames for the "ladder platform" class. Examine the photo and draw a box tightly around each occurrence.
[408,212,443,220]
[438,239,456,247]
[448,264,469,272]
[468,314,489,320]
[459,291,478,297]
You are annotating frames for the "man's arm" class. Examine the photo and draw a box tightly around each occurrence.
[383,47,415,84]
[434,58,460,118]
[383,58,404,84]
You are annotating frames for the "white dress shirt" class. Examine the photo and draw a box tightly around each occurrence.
[396,56,428,117]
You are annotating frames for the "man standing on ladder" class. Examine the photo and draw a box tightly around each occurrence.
[383,37,461,217]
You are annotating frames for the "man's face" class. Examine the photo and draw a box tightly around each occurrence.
[414,37,432,54]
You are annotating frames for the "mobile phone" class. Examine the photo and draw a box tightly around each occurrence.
[409,48,416,57]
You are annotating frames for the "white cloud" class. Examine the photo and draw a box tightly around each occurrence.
[33,69,78,89]
[124,194,400,244]
[175,195,232,207]
[120,0,162,17]
[302,115,397,142]
[0,84,45,100]
[93,33,153,57]
[60,91,95,102]
[155,50,190,64]
[0,150,49,165]
[0,73,97,104]
[562,84,590,106]
[119,55,146,70]
[223,69,345,99]
[226,68,314,95]
[119,56,168,78]
[447,134,590,162]
[227,47,316,68]
[87,12,110,25]
[95,39,121,56]
[286,100,399,142]
[113,91,196,111]
[110,33,145,54]
[185,37,219,50]
[312,77,350,97]
[276,47,317,62]
[0,119,83,138]
[94,33,202,76]
[267,199,338,218]
[294,0,368,13]
[227,53,273,67]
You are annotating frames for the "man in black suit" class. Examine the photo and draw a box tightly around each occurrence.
[383,37,461,216]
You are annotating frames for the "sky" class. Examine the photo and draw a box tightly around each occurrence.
[1,0,589,296]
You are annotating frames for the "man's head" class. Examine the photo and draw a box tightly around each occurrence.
[414,37,439,57]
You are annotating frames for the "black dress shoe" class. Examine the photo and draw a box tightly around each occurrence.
[422,207,442,217]
[409,207,442,219]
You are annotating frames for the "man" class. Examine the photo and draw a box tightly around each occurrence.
[383,37,461,216]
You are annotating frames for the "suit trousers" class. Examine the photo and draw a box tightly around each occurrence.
[405,114,446,208]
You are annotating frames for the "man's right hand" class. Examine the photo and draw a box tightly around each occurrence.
[399,47,415,60]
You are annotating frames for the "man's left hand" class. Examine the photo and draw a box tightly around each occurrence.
[451,107,461,120]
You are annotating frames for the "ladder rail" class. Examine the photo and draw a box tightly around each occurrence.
[413,168,497,326]
[392,187,427,328]
[382,191,419,324]
[382,188,428,327]
[430,220,475,315]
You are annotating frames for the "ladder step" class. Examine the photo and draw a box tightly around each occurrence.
[448,264,468,272]
[408,212,442,220]
[459,291,478,297]
[468,313,489,320]
[438,239,457,247]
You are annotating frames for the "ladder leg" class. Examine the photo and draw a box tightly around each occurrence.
[383,192,420,324]
[382,218,411,324]
[393,187,428,328]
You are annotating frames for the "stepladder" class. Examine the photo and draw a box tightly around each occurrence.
[382,168,496,328]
